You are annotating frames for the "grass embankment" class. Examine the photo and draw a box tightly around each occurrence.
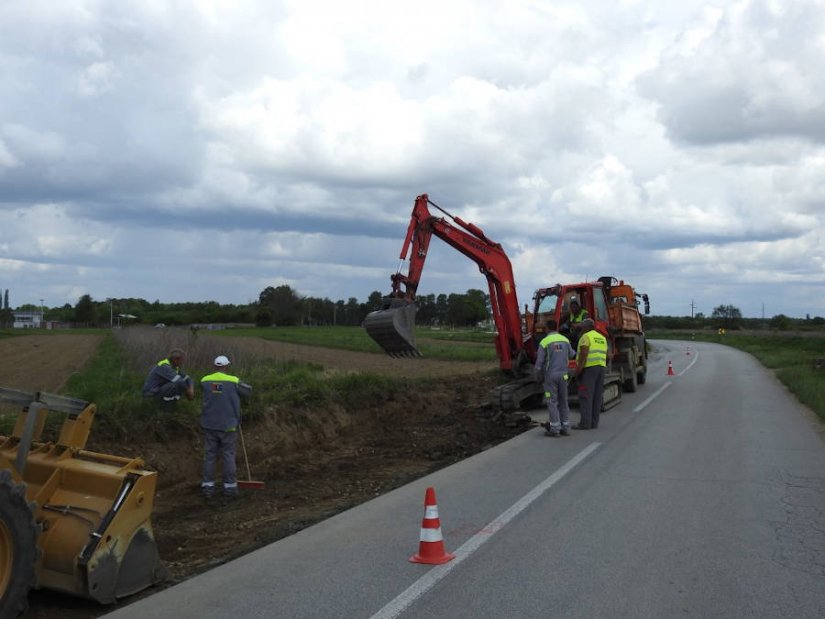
[25,327,444,441]
[651,330,825,422]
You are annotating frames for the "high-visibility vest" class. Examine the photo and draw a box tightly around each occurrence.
[570,309,588,324]
[579,330,607,368]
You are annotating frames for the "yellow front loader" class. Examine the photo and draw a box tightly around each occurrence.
[0,387,166,617]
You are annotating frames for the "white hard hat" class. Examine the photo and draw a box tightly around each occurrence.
[214,355,231,367]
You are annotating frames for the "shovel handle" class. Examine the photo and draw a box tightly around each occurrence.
[238,425,253,481]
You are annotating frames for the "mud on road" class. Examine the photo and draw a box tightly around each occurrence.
[0,334,526,618]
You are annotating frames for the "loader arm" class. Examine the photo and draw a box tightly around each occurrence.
[366,194,529,373]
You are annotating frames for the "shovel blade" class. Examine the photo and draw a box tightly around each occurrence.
[237,480,265,489]
[364,301,421,357]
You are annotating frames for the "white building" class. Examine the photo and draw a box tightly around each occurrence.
[12,310,43,329]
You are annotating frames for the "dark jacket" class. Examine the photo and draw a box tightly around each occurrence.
[200,371,252,431]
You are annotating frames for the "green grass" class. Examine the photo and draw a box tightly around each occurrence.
[32,333,423,440]
[218,325,498,362]
[650,330,825,421]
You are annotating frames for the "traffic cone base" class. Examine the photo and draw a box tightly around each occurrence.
[410,487,454,565]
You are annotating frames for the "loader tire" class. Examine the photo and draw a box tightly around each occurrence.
[0,470,38,619]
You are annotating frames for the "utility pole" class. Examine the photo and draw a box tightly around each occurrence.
[690,299,696,319]
[40,298,44,328]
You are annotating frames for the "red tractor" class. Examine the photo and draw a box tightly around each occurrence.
[364,194,650,417]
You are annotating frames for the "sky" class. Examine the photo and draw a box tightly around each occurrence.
[1,0,823,319]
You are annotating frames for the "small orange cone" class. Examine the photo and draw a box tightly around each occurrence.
[667,361,675,376]
[686,347,691,356]
[410,487,454,565]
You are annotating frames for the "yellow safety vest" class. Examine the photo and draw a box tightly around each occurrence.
[570,309,588,324]
[579,330,607,368]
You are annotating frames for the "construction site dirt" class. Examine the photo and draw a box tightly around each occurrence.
[0,334,527,618]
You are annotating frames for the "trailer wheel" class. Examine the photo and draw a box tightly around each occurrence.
[0,470,38,619]
[622,350,638,393]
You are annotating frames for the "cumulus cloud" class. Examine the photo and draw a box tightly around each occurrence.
[637,1,825,145]
[0,0,823,318]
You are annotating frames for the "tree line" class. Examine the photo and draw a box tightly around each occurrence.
[3,287,822,331]
[2,286,492,329]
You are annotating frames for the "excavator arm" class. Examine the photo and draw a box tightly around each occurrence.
[365,194,529,373]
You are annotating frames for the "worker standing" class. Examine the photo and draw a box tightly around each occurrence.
[142,348,195,404]
[573,319,607,430]
[200,355,252,500]
[534,318,575,437]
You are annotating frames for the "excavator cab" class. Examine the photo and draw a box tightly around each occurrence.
[364,298,422,357]
[0,387,166,615]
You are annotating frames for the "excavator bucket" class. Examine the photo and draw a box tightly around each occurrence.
[0,387,167,609]
[364,300,422,357]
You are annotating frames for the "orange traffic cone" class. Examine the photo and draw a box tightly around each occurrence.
[667,361,675,376]
[410,487,454,565]
[686,347,692,356]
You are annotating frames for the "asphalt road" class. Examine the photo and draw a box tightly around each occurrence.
[105,340,825,618]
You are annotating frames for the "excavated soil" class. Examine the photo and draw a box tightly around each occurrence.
[0,334,526,618]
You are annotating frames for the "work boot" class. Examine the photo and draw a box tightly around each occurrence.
[560,428,570,436]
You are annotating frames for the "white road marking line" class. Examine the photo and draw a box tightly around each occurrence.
[678,350,699,375]
[370,442,602,619]
[633,383,671,413]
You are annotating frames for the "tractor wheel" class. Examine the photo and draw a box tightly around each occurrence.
[637,363,647,385]
[0,470,38,619]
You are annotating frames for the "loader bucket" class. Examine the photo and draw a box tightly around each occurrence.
[0,387,167,606]
[364,300,422,357]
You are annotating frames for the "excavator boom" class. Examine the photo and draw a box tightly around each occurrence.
[364,194,528,372]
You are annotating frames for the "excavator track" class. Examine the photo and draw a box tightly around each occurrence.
[0,470,38,619]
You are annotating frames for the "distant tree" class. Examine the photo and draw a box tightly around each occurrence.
[769,314,791,331]
[255,305,272,327]
[75,294,95,325]
[259,285,303,326]
[444,290,487,327]
[367,290,383,309]
[0,289,11,327]
[435,293,448,325]
[711,304,742,329]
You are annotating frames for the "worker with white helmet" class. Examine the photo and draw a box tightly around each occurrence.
[200,355,252,499]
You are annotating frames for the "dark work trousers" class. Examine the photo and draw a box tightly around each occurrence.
[577,365,606,428]
[202,428,238,493]
[544,373,570,431]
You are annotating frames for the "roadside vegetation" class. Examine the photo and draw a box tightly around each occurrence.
[9,327,443,441]
[650,329,825,421]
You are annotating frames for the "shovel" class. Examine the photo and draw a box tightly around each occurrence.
[237,424,265,489]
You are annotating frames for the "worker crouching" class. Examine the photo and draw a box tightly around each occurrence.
[200,355,252,499]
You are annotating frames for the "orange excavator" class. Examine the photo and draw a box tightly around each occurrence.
[364,194,650,417]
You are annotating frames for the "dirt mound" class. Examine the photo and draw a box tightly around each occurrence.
[3,334,525,618]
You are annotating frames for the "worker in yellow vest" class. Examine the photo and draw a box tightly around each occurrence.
[564,297,590,348]
[573,319,607,430]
